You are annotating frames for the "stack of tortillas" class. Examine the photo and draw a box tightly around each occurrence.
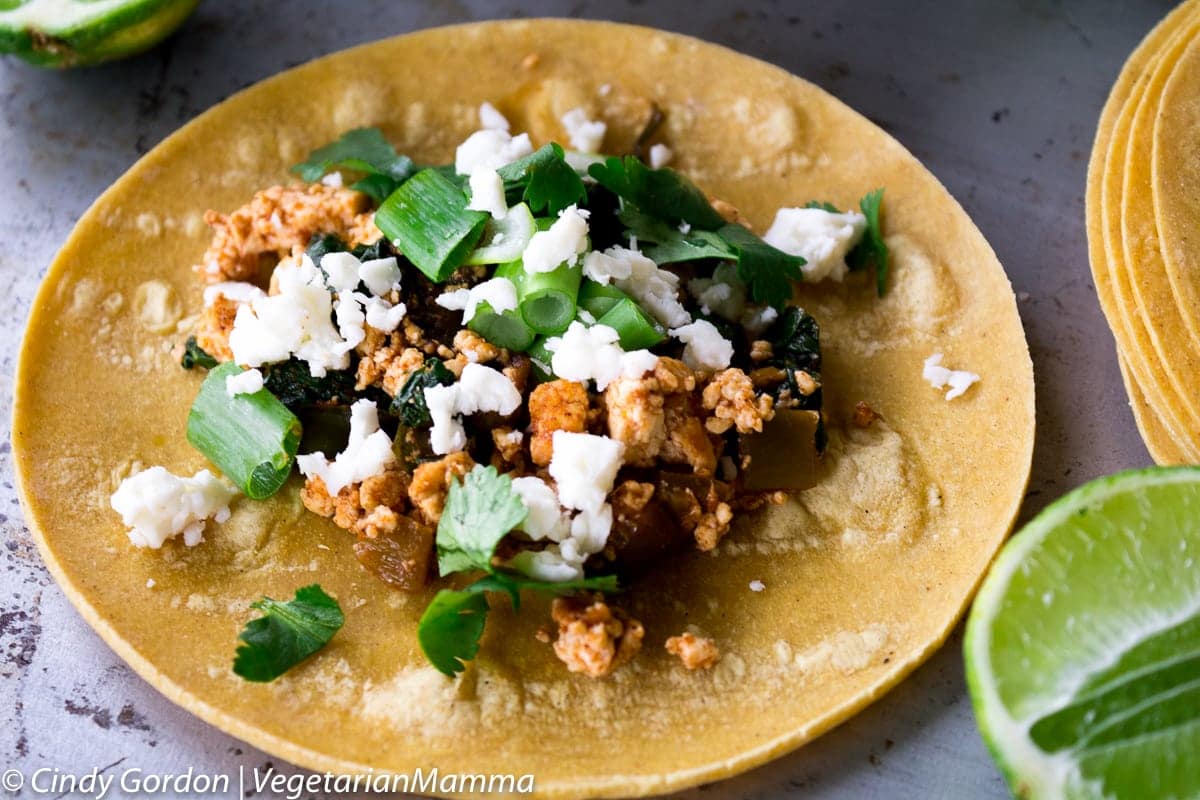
[1088,0,1200,463]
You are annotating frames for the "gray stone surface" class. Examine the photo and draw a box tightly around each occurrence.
[0,1,1172,797]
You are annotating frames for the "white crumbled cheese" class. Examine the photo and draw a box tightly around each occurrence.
[320,251,362,293]
[763,207,868,282]
[581,247,634,285]
[110,467,236,549]
[296,399,395,496]
[455,128,533,176]
[611,247,692,328]
[511,476,571,542]
[499,429,524,446]
[545,321,657,390]
[923,353,980,400]
[576,308,597,325]
[560,505,613,562]
[363,296,407,332]
[548,431,624,514]
[678,221,692,235]
[225,367,264,397]
[670,319,734,372]
[358,257,402,296]
[479,101,510,131]
[741,305,779,336]
[648,143,673,169]
[688,267,746,321]
[509,547,582,582]
[435,277,518,325]
[333,292,367,355]
[749,580,766,592]
[467,168,508,220]
[424,364,522,455]
[320,171,344,188]
[522,205,590,273]
[228,255,348,376]
[560,107,606,154]
[203,281,265,307]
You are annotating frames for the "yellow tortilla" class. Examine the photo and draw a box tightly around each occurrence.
[1087,1,1200,463]
[1156,23,1200,359]
[13,21,1033,797]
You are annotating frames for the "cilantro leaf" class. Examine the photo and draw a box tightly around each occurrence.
[497,143,586,216]
[717,223,805,309]
[417,589,490,677]
[181,336,218,370]
[291,128,415,201]
[417,572,620,676]
[232,584,345,682]
[436,466,528,575]
[390,358,455,427]
[588,155,726,230]
[847,188,889,296]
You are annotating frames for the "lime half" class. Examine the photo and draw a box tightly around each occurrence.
[0,0,198,67]
[966,467,1200,799]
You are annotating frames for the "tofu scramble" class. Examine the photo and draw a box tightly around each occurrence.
[111,100,890,681]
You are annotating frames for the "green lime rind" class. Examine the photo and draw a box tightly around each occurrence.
[965,466,1200,800]
[0,0,199,67]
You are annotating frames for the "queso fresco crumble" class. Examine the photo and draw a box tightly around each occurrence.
[109,96,904,681]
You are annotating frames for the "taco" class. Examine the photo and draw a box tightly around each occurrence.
[13,19,1034,797]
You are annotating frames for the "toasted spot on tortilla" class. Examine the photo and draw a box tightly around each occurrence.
[133,280,182,334]
[791,623,892,679]
[135,211,162,237]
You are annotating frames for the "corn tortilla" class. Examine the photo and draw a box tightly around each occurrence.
[13,20,1034,797]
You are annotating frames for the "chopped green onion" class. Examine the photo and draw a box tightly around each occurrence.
[187,363,302,499]
[375,168,489,282]
[527,337,556,382]
[596,298,667,350]
[577,280,628,320]
[498,259,581,336]
[469,300,536,352]
[463,202,535,266]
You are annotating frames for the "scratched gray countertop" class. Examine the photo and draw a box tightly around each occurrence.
[0,1,1170,798]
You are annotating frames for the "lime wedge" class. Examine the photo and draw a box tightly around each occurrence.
[0,0,198,67]
[965,467,1200,799]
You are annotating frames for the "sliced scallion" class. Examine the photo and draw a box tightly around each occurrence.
[498,259,581,336]
[577,280,628,320]
[469,300,536,352]
[187,363,302,499]
[597,298,667,350]
[375,168,488,282]
[463,202,535,266]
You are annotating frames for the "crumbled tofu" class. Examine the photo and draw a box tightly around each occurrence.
[407,453,475,524]
[548,431,624,514]
[528,379,591,466]
[923,353,980,400]
[455,128,534,176]
[560,107,607,154]
[424,363,522,455]
[551,596,643,677]
[702,368,775,434]
[545,321,657,390]
[110,467,236,549]
[522,205,590,273]
[296,399,396,496]
[602,358,696,466]
[466,168,508,219]
[228,255,348,376]
[301,466,410,539]
[648,143,673,169]
[478,101,510,131]
[763,207,868,282]
[435,277,518,324]
[225,367,264,397]
[665,632,720,670]
[611,248,692,328]
[671,319,734,372]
